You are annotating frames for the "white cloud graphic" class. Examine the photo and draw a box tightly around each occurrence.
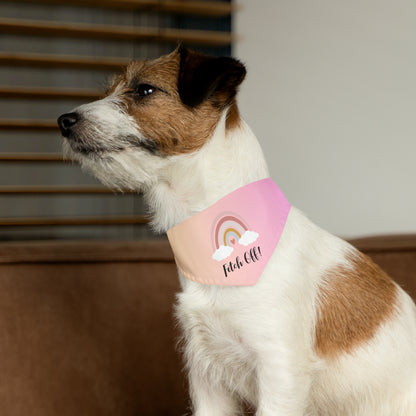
[212,245,234,261]
[238,230,259,246]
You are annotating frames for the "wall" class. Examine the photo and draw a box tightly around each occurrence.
[235,0,416,238]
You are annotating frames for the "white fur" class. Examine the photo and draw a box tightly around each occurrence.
[63,98,416,415]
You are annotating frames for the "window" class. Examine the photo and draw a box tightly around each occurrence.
[0,0,233,240]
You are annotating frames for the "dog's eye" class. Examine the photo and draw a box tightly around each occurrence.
[134,84,156,97]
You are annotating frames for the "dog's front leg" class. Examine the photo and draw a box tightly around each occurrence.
[254,349,312,416]
[188,368,240,416]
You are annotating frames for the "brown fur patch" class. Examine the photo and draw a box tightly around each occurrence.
[315,251,398,358]
[108,50,227,156]
[225,98,241,130]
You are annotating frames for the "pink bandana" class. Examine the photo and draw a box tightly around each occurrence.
[167,179,291,286]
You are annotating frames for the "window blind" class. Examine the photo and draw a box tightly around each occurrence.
[0,0,233,240]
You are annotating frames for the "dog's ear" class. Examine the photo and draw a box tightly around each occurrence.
[177,46,246,108]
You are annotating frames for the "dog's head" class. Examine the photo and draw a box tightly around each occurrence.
[58,46,246,191]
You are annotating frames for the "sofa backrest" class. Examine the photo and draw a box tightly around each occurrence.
[0,240,186,416]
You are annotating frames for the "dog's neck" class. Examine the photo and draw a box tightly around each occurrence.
[145,112,270,233]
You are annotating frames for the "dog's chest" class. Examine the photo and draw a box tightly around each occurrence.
[176,292,257,394]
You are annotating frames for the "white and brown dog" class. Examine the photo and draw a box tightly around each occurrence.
[58,47,416,415]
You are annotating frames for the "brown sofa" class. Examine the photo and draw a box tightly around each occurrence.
[0,236,415,416]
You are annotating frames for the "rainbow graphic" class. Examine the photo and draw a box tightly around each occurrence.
[213,214,249,250]
[211,214,259,262]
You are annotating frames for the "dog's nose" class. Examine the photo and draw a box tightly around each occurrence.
[57,112,80,137]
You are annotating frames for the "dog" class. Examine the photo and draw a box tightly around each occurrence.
[58,46,416,415]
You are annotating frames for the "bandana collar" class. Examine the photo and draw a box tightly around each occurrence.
[167,178,291,286]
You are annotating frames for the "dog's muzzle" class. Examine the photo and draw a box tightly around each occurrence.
[57,112,80,138]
